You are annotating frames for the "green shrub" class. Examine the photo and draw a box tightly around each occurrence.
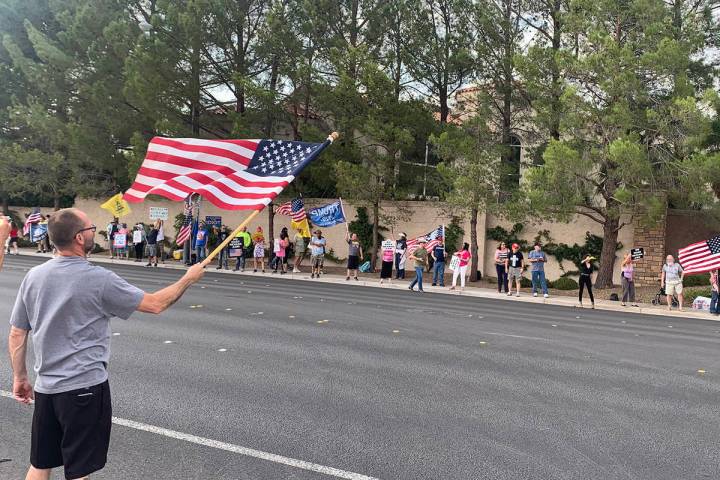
[520,276,532,288]
[684,274,709,287]
[684,287,712,305]
[551,277,579,290]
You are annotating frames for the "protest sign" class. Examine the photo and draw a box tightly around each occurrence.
[149,207,169,220]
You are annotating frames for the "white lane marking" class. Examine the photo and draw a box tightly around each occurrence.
[164,340,174,344]
[217,348,227,352]
[478,331,549,341]
[0,390,377,480]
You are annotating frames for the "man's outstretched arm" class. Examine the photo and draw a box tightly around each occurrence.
[137,262,206,314]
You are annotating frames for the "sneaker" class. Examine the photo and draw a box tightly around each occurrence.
[293,268,300,273]
[449,286,455,291]
[408,286,413,291]
[533,293,538,297]
[432,283,437,286]
[354,277,359,281]
[216,266,221,270]
[543,294,549,298]
[506,292,513,296]
[576,303,583,308]
[515,293,520,297]
[311,273,315,279]
[591,302,595,309]
[146,262,152,267]
[346,276,350,281]
[253,269,257,273]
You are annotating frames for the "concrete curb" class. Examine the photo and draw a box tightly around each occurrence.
[12,250,716,321]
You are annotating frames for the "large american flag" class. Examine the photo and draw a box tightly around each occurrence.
[407,226,444,253]
[175,198,194,245]
[678,235,720,274]
[276,198,307,222]
[123,136,333,210]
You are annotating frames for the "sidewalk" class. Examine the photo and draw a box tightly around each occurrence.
[10,248,716,322]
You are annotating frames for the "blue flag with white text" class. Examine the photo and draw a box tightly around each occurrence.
[308,201,346,228]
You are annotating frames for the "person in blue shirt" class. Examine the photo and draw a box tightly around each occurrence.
[431,240,446,287]
[195,223,209,263]
[528,242,549,298]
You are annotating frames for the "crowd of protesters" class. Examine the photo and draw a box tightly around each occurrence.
[4,211,717,314]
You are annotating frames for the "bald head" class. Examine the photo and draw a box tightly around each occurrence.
[48,208,89,249]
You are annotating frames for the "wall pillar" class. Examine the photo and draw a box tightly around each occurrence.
[631,206,667,287]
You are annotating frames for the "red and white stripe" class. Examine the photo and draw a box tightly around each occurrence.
[123,137,291,210]
[176,225,191,245]
[23,212,42,236]
[679,238,720,274]
[276,201,307,222]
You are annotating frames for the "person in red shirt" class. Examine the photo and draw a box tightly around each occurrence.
[450,242,471,291]
[7,220,20,256]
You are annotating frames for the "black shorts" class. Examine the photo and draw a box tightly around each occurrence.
[31,381,112,479]
[347,255,360,270]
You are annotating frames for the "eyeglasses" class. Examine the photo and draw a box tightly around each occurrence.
[76,225,96,235]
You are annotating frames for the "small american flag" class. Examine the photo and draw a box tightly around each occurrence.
[124,136,334,210]
[679,235,720,274]
[23,210,42,236]
[175,197,194,245]
[276,198,307,222]
[407,226,444,253]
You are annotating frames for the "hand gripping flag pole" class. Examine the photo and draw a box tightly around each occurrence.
[201,132,339,266]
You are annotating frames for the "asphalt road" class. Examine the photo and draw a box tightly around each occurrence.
[1,255,719,480]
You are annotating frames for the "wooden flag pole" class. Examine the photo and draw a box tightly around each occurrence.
[201,131,339,266]
[201,209,261,266]
[339,197,349,234]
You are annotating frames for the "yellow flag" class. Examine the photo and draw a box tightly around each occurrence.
[291,218,311,237]
[100,193,132,218]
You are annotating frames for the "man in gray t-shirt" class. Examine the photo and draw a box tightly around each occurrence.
[661,254,685,311]
[8,208,206,480]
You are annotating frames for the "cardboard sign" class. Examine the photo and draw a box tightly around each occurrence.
[631,248,644,260]
[381,240,395,252]
[205,216,222,228]
[228,237,244,258]
[149,207,169,220]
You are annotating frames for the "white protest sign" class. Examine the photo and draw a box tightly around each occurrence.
[133,230,143,244]
[381,240,395,252]
[149,207,169,220]
[113,234,127,249]
[449,254,460,272]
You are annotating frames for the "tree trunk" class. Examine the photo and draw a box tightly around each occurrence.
[550,0,562,141]
[53,193,61,210]
[371,200,379,272]
[439,87,449,123]
[469,206,479,281]
[595,217,620,288]
[264,56,279,137]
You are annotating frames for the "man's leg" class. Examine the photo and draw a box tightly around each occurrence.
[531,272,538,294]
[540,271,548,295]
[417,267,423,290]
[438,262,445,286]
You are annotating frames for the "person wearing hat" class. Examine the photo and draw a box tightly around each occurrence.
[528,241,549,298]
[408,237,428,292]
[505,243,525,296]
[310,229,326,279]
[578,254,595,308]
